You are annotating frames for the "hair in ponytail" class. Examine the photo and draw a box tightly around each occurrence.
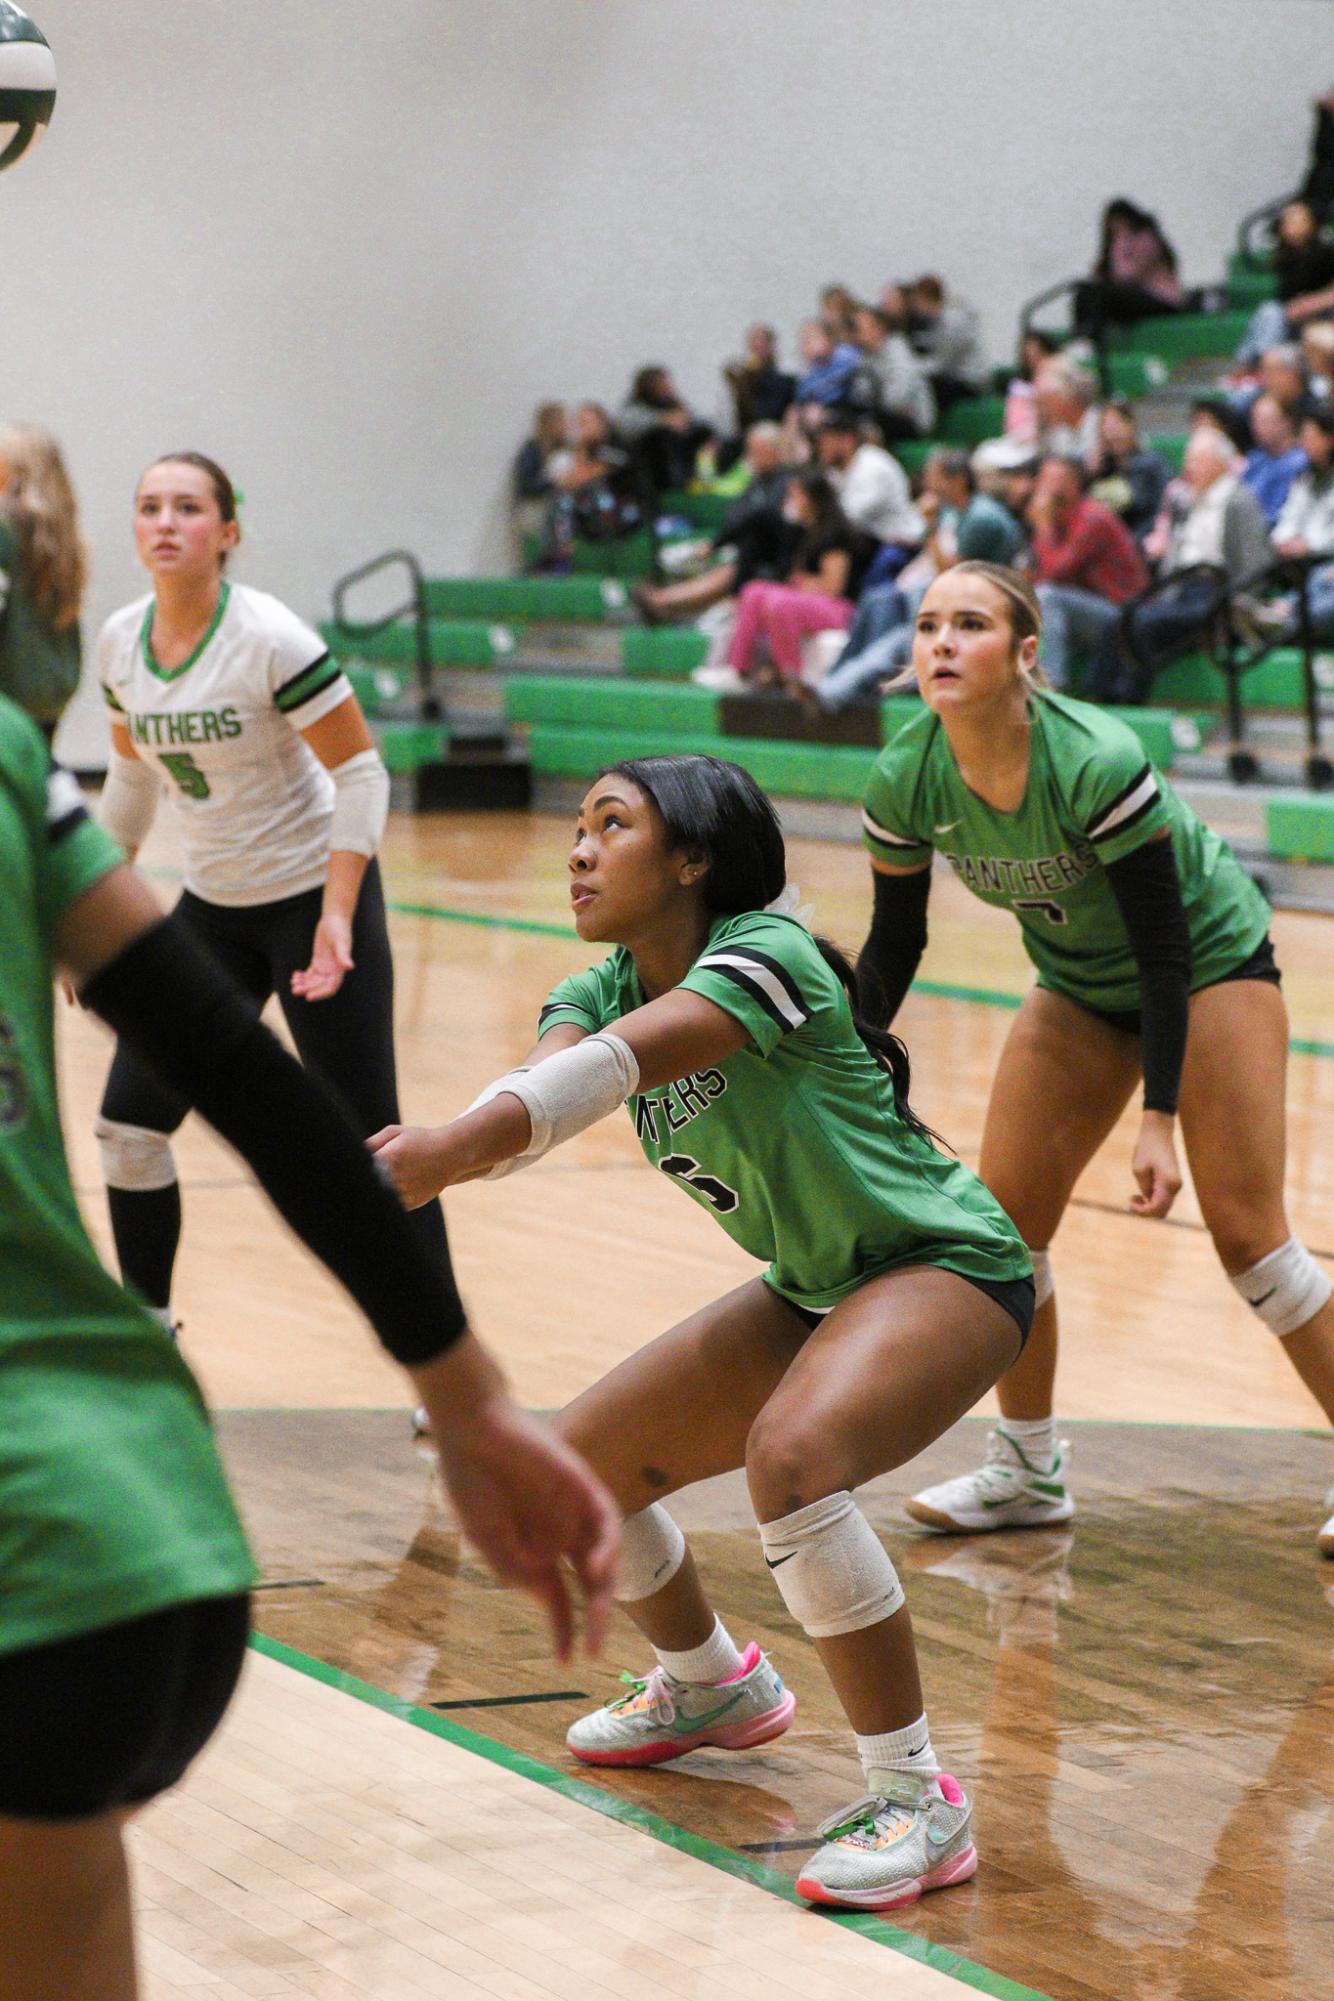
[602,753,943,1147]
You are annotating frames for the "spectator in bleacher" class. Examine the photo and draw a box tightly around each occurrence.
[1300,86,1334,223]
[819,284,860,342]
[534,403,640,571]
[618,366,713,498]
[971,436,1040,540]
[1190,396,1252,457]
[813,449,1027,711]
[1092,427,1271,702]
[1027,454,1150,689]
[1241,392,1309,527]
[630,424,794,625]
[792,319,862,413]
[1087,400,1172,541]
[1253,407,1334,644]
[1074,198,1184,335]
[1232,343,1314,432]
[1234,200,1334,367]
[813,409,924,571]
[1301,321,1334,407]
[904,274,988,409]
[1002,329,1062,446]
[849,304,936,442]
[724,325,796,436]
[722,470,874,692]
[512,402,570,538]
[1032,355,1102,459]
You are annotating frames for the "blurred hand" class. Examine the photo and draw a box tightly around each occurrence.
[416,1336,620,1661]
[368,1123,451,1207]
[291,913,354,1001]
[1130,1111,1182,1219]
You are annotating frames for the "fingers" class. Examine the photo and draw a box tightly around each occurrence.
[531,1567,576,1664]
[570,1490,621,1658]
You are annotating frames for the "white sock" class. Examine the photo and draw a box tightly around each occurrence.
[654,1617,744,1685]
[856,1713,939,1781]
[998,1415,1058,1468]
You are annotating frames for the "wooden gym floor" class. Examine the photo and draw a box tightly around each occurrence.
[56,807,1334,2001]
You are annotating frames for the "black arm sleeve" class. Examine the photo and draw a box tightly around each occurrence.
[82,916,467,1367]
[856,866,931,1030]
[1103,838,1193,1115]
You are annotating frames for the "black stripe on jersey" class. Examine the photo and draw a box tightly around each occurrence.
[101,683,125,713]
[699,944,811,1025]
[1091,789,1158,845]
[274,652,340,714]
[46,768,89,846]
[538,1002,592,1029]
[700,962,799,1036]
[1086,763,1157,843]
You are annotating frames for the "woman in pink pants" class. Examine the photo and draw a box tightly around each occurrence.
[727,471,872,687]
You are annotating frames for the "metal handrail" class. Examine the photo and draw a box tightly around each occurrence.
[330,548,440,722]
[1018,275,1111,395]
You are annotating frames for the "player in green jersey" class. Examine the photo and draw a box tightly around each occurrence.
[856,561,1334,1549]
[0,697,616,2001]
[371,752,1034,1913]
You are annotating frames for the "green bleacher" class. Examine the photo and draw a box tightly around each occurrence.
[1107,309,1251,361]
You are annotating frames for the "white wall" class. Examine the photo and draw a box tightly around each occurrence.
[8,0,1329,764]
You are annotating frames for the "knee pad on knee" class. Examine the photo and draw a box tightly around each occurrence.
[757,1491,904,1639]
[616,1503,686,1602]
[1030,1248,1054,1310]
[94,1116,177,1193]
[1231,1236,1332,1337]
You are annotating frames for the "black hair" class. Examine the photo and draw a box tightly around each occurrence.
[1097,198,1178,278]
[602,753,941,1146]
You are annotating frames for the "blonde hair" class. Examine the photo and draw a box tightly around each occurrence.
[887,560,1049,695]
[0,424,87,631]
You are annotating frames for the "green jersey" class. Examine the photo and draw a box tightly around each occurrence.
[538,910,1029,1313]
[0,696,253,1659]
[862,691,1269,1011]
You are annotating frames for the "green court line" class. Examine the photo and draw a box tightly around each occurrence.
[250,1631,1053,2001]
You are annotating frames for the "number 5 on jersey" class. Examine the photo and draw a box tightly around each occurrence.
[659,1153,739,1214]
[159,751,212,800]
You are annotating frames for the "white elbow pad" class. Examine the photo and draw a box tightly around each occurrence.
[328,748,389,856]
[462,1068,535,1180]
[489,1032,640,1163]
[99,753,161,852]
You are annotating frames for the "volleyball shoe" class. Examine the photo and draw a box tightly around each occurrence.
[566,1642,794,1767]
[905,1428,1074,1533]
[796,1768,977,1911]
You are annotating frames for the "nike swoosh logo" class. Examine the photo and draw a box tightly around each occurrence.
[673,1690,747,1734]
[934,820,962,834]
[1251,1286,1277,1306]
[764,1552,797,1569]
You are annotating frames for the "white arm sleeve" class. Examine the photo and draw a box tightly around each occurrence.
[327,748,390,857]
[465,1032,641,1178]
[99,751,162,853]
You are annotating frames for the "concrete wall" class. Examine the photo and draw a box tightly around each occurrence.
[8,0,1327,763]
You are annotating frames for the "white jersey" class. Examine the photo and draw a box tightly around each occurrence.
[99,581,355,907]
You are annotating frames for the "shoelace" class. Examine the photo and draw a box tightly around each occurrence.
[607,1666,676,1727]
[817,1784,935,1842]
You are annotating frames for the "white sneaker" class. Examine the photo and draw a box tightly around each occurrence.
[1319,1488,1334,1558]
[690,664,749,692]
[796,1768,976,1911]
[566,1642,794,1767]
[905,1428,1075,1533]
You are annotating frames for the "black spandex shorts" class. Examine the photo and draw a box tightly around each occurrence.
[1081,933,1282,1038]
[775,1270,1036,1348]
[0,1593,250,1821]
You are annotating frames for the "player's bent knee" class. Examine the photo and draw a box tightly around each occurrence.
[615,1504,686,1603]
[744,1414,850,1522]
[94,1116,177,1193]
[1230,1236,1332,1337]
[757,1492,905,1638]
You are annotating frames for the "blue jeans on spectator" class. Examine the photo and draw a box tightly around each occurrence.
[1234,298,1290,368]
[1091,575,1219,704]
[860,543,916,592]
[1035,583,1123,692]
[1283,561,1334,642]
[817,583,924,711]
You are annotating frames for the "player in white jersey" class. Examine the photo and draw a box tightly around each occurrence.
[94,451,460,1332]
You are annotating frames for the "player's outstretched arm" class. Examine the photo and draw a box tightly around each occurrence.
[55,864,619,1658]
[371,990,748,1203]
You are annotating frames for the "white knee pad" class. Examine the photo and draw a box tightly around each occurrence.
[616,1503,686,1603]
[1030,1248,1054,1309]
[758,1491,904,1639]
[1231,1236,1332,1338]
[94,1116,177,1193]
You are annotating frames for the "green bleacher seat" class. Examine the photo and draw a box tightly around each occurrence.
[936,396,1006,447]
[527,723,878,800]
[421,576,626,622]
[661,491,733,535]
[620,629,710,677]
[1153,649,1307,710]
[1150,431,1187,473]
[1266,793,1334,862]
[321,619,512,668]
[1226,269,1276,310]
[504,676,720,735]
[568,529,657,580]
[376,721,451,774]
[1107,310,1249,361]
[1106,352,1169,397]
[891,440,934,477]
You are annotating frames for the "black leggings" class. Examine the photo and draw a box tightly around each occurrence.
[99,861,453,1299]
[0,1594,250,1820]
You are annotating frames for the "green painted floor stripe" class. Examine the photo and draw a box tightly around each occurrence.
[250,1631,1053,2001]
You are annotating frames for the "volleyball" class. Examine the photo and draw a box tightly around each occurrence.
[0,2,54,173]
